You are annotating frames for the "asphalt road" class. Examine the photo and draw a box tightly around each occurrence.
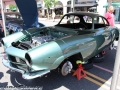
[0,20,120,90]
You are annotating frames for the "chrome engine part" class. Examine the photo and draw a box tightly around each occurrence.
[31,35,54,46]
[17,35,55,50]
[12,30,70,50]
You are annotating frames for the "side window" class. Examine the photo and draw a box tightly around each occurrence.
[94,17,103,24]
[102,18,109,25]
[83,16,92,23]
[74,16,80,23]
[69,15,74,24]
[60,16,68,24]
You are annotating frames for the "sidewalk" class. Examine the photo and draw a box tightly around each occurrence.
[38,17,60,22]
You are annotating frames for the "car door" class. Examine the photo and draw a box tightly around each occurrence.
[94,16,112,52]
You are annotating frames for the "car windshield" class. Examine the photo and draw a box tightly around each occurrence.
[57,14,92,30]
[59,15,80,24]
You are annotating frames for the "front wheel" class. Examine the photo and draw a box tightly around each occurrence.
[61,61,73,76]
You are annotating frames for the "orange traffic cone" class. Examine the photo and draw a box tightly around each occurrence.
[72,64,86,80]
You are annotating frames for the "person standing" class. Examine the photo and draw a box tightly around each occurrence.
[52,10,55,22]
[105,6,115,26]
[0,9,4,40]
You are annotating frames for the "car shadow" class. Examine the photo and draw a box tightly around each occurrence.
[6,70,75,90]
[0,72,8,87]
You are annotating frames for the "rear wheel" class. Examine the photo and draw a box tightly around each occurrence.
[82,59,93,70]
[93,52,105,63]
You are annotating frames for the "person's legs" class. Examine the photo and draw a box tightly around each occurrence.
[52,17,54,22]
[0,29,4,41]
[0,29,4,37]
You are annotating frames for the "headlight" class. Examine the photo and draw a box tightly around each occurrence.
[25,53,32,67]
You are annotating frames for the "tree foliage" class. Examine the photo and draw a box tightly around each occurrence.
[43,0,58,19]
[44,0,52,9]
[51,0,58,7]
[44,0,58,9]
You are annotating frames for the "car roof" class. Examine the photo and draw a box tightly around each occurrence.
[65,11,101,17]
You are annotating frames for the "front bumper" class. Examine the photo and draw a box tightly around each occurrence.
[2,58,50,80]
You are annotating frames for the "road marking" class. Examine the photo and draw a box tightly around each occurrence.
[84,76,103,86]
[85,71,107,83]
[72,69,120,90]
[72,69,106,84]
[93,64,113,73]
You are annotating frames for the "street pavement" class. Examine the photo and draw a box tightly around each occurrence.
[0,18,120,90]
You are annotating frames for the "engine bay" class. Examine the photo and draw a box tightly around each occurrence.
[11,29,76,50]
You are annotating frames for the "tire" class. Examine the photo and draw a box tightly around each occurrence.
[82,59,93,70]
[93,53,105,63]
[70,59,93,70]
[61,61,73,76]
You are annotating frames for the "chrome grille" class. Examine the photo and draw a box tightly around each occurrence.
[9,55,26,64]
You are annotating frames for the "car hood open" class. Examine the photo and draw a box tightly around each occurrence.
[15,0,39,28]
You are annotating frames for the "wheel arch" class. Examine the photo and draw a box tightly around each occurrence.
[57,52,84,69]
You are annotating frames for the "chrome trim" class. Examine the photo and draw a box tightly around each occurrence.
[2,58,50,80]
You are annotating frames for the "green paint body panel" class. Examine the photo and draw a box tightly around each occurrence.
[2,12,120,78]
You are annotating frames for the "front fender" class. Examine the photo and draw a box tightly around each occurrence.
[2,31,28,47]
[26,41,65,71]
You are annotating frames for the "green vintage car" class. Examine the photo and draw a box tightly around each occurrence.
[1,12,119,79]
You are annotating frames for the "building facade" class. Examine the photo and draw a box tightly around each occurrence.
[38,0,108,16]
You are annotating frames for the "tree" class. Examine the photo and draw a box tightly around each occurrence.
[51,0,58,8]
[9,4,17,12]
[43,0,58,19]
[43,0,52,19]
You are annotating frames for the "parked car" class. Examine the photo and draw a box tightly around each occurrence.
[5,12,45,34]
[6,19,45,34]
[1,12,119,79]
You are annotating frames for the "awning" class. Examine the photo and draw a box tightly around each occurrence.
[66,3,98,7]
[104,2,120,7]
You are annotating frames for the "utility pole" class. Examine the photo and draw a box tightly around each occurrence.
[0,0,6,37]
[71,0,74,12]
